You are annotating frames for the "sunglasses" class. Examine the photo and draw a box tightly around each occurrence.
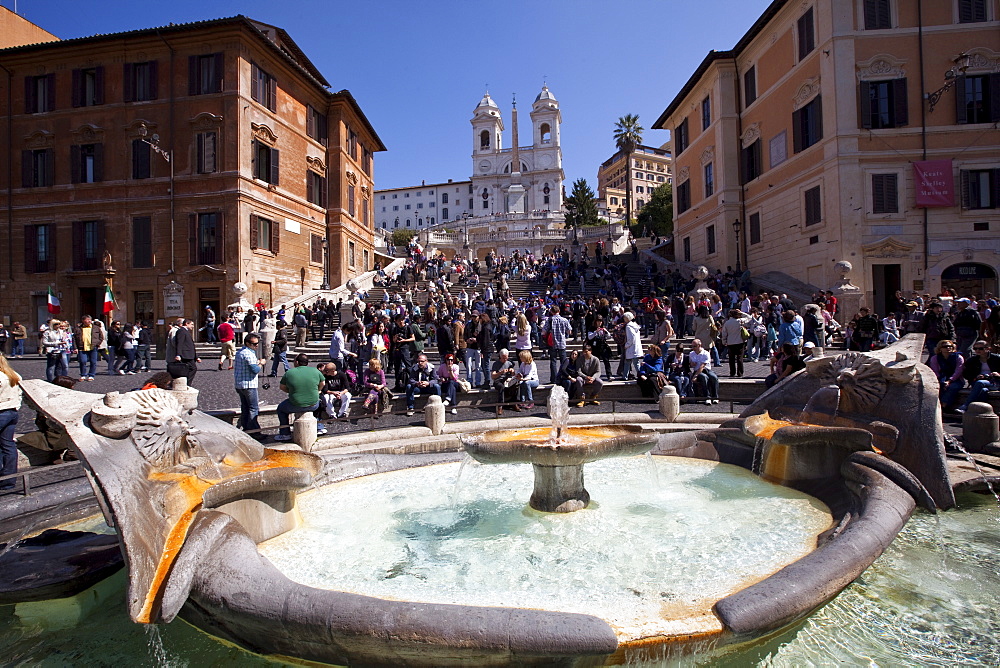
[973,346,987,351]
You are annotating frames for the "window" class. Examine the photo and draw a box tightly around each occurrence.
[442,192,449,204]
[417,203,423,209]
[349,184,356,217]
[124,61,158,102]
[809,235,820,245]
[636,185,644,194]
[958,0,988,22]
[250,215,279,253]
[132,217,152,268]
[442,207,449,219]
[134,291,154,324]
[797,7,815,61]
[72,220,104,271]
[957,74,1000,124]
[744,66,757,107]
[189,53,223,95]
[469,199,474,208]
[307,105,328,145]
[405,204,411,210]
[675,118,689,154]
[307,171,327,207]
[864,0,892,29]
[72,67,104,107]
[636,172,644,179]
[311,234,324,264]
[71,143,103,184]
[793,96,823,152]
[480,130,491,149]
[540,123,551,143]
[683,237,691,262]
[197,131,217,174]
[24,224,55,273]
[347,125,358,161]
[348,241,356,267]
[701,96,711,131]
[741,139,762,183]
[252,140,279,184]
[191,212,222,265]
[610,196,618,205]
[860,79,908,128]
[132,139,151,179]
[364,249,370,271]
[676,180,691,214]
[961,169,1000,209]
[251,63,276,111]
[706,225,716,255]
[25,74,55,113]
[804,186,822,226]
[363,146,372,175]
[749,212,761,245]
[872,174,899,213]
[482,199,488,209]
[637,199,645,208]
[21,148,53,187]
[363,198,370,227]
[704,163,714,198]
[393,206,399,211]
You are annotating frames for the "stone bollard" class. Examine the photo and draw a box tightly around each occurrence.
[292,413,318,452]
[658,385,680,422]
[963,402,1000,454]
[424,395,445,435]
[168,377,200,411]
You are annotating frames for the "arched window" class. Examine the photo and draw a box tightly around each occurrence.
[542,182,551,205]
[406,219,411,227]
[442,207,449,219]
[480,130,490,149]
[442,192,448,204]
[540,123,551,144]
[418,218,423,226]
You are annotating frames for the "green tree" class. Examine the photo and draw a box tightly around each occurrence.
[613,113,644,226]
[563,178,600,228]
[391,229,417,247]
[637,183,673,237]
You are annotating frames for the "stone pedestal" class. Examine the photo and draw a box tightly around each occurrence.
[168,377,200,411]
[658,385,680,422]
[529,464,589,513]
[831,260,863,320]
[424,395,445,435]
[292,413,318,452]
[963,403,1000,455]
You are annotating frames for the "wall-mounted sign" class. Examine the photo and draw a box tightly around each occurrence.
[913,160,954,208]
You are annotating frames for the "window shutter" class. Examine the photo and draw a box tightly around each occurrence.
[22,151,32,187]
[72,69,82,107]
[47,225,56,273]
[959,0,973,22]
[206,132,216,173]
[93,143,104,182]
[306,173,314,203]
[94,67,105,105]
[271,219,280,254]
[991,169,1000,208]
[217,212,225,264]
[251,64,260,103]
[321,176,328,207]
[268,75,277,111]
[250,215,259,250]
[72,222,85,270]
[955,76,968,124]
[148,60,159,100]
[46,74,55,111]
[96,220,106,262]
[24,226,37,274]
[792,108,803,153]
[887,174,898,212]
[859,82,873,129]
[813,97,823,142]
[307,105,315,139]
[123,63,134,102]
[44,149,54,186]
[70,145,81,183]
[196,133,204,173]
[188,55,198,95]
[189,214,198,264]
[214,53,224,92]
[892,78,908,126]
[959,171,970,209]
[270,148,280,186]
[24,76,34,113]
[989,74,1000,122]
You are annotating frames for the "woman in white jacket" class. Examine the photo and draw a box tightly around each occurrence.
[622,312,643,381]
[719,309,753,377]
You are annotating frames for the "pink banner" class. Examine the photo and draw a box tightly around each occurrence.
[913,160,954,208]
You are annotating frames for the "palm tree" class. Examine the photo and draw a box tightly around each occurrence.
[613,114,644,233]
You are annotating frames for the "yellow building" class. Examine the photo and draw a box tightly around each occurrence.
[596,145,672,221]
[654,0,1000,314]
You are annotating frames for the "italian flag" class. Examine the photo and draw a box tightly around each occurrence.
[103,285,116,314]
[47,286,61,314]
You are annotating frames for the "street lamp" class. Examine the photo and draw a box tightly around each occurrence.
[320,236,330,290]
[732,218,742,272]
[926,52,972,112]
[137,122,174,273]
[612,207,623,241]
[462,212,471,251]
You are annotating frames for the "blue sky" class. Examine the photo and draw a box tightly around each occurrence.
[6,0,773,189]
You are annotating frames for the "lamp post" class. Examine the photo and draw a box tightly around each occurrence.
[732,218,742,272]
[925,52,971,112]
[320,236,330,290]
[612,206,623,241]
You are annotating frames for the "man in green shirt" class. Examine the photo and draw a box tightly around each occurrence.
[274,353,325,441]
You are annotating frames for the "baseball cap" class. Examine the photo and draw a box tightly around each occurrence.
[803,342,816,349]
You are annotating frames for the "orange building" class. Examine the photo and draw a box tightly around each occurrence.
[655,0,999,314]
[0,15,384,336]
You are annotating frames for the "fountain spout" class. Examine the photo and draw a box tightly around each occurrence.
[548,386,570,444]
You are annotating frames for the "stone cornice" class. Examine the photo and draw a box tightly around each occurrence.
[251,123,278,146]
[856,54,906,81]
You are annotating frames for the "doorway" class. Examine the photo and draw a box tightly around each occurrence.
[871,264,901,318]
[941,263,998,298]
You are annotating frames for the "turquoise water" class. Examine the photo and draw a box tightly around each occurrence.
[1,474,997,666]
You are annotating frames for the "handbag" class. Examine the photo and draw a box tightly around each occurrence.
[740,326,750,341]
[457,379,472,393]
[544,331,555,348]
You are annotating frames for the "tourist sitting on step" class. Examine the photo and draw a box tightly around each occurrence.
[956,340,1000,414]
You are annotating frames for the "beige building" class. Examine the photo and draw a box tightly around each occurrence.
[654,0,1000,314]
[596,145,672,220]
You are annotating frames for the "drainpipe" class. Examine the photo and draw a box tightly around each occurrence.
[733,56,747,273]
[154,29,176,275]
[917,0,929,274]
[1,61,12,281]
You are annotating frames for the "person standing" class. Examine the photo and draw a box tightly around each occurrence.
[136,322,153,372]
[622,312,643,381]
[234,333,263,437]
[719,309,752,378]
[274,353,326,441]
[0,353,22,490]
[293,308,309,348]
[217,319,236,370]
[10,322,27,358]
[476,312,495,390]
[543,305,571,384]
[268,325,290,377]
[202,305,217,343]
[171,319,200,384]
[328,322,346,369]
[73,315,103,381]
[0,323,10,355]
[42,320,67,382]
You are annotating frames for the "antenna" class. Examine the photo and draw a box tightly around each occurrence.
[512,92,516,108]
